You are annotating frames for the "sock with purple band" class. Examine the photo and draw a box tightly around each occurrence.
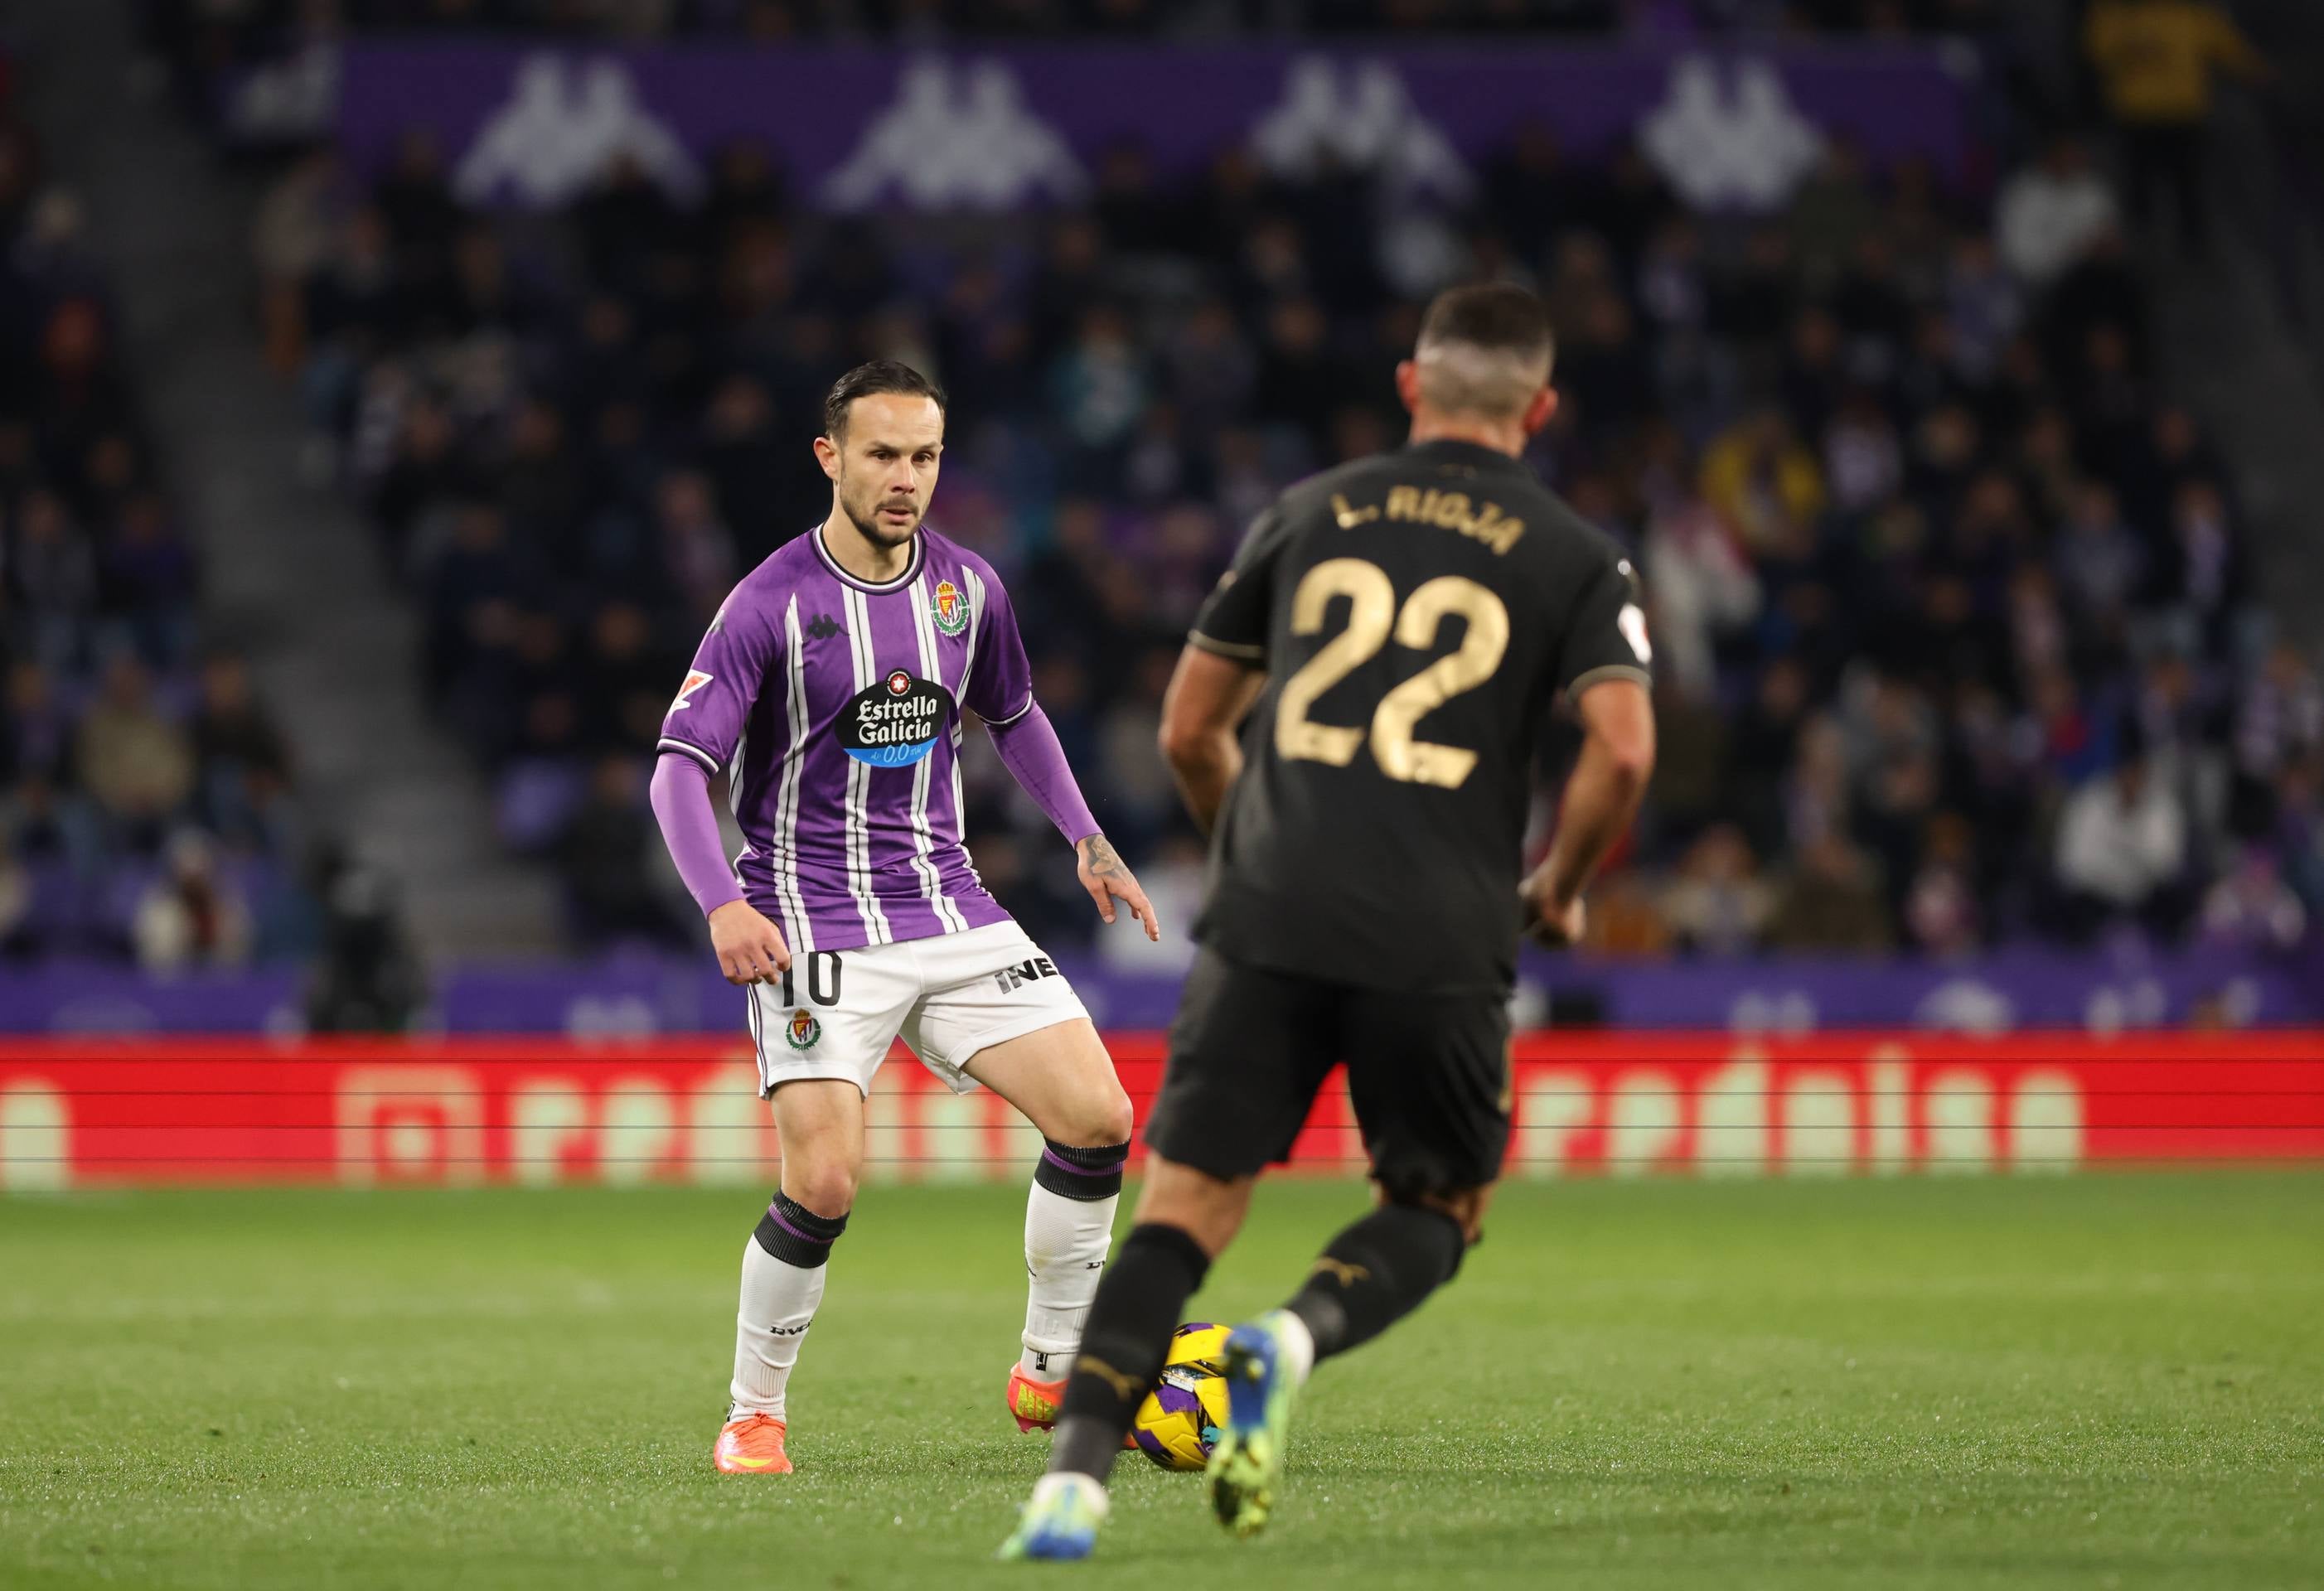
[1034,1139,1129,1202]
[753,1192,849,1269]
[1020,1139,1129,1381]
[731,1192,849,1418]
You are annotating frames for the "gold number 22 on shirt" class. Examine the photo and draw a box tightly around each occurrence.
[1275,558,1511,789]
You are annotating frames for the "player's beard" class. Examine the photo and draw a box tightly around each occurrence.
[838,474,925,552]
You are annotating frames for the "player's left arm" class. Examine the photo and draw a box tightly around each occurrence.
[968,568,1160,941]
[1520,552,1658,948]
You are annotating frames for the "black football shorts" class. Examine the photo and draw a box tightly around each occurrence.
[1145,947,1513,1197]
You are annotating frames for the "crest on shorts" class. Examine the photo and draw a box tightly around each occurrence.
[785,1008,821,1051]
[930,578,970,636]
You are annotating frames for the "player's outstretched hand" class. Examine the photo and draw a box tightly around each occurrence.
[1519,876,1586,950]
[1077,834,1161,941]
[708,899,792,984]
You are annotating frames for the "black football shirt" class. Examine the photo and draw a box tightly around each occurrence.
[1188,438,1651,994]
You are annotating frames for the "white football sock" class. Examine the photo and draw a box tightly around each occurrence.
[729,1236,826,1419]
[1269,1307,1317,1388]
[1020,1179,1120,1378]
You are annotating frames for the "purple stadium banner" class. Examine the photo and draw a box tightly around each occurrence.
[2,944,2313,1037]
[332,38,1974,215]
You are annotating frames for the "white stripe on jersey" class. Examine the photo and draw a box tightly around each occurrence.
[839,585,893,945]
[906,575,971,935]
[726,722,751,899]
[949,737,987,897]
[960,565,985,701]
[952,570,991,895]
[776,597,816,954]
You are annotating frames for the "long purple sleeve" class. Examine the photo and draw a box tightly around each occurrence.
[987,704,1101,847]
[650,752,744,918]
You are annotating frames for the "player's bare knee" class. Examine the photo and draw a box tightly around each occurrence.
[1022,1081,1131,1152]
[782,1163,859,1221]
[1035,1085,1133,1151]
[1085,1085,1135,1149]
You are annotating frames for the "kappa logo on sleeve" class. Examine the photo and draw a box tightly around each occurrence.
[670,670,714,712]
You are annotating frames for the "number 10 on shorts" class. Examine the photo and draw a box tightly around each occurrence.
[782,953,844,1009]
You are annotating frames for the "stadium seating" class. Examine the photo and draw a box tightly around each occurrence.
[0,102,320,966]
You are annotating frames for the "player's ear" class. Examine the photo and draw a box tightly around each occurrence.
[1520,386,1557,438]
[812,433,841,481]
[1394,359,1421,415]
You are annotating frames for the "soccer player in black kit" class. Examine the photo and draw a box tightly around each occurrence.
[1002,283,1658,1560]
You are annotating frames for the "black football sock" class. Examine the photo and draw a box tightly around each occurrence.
[1045,1221,1211,1482]
[1282,1203,1465,1363]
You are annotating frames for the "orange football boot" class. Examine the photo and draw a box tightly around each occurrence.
[1006,1366,1067,1433]
[1006,1364,1141,1448]
[712,1412,792,1473]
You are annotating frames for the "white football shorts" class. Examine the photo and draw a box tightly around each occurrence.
[744,919,1090,1098]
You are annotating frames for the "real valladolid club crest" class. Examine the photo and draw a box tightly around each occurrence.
[931,578,970,636]
[785,1008,821,1051]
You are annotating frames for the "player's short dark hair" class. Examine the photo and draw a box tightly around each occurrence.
[1416,283,1556,372]
[822,360,947,441]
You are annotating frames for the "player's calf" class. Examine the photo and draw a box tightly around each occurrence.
[719,1191,849,1473]
[1204,1189,1472,1535]
[972,1023,1138,1428]
[1011,1138,1130,1431]
[1043,1221,1213,1481]
[1280,1192,1471,1364]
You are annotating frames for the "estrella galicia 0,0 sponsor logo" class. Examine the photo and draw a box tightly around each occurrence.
[838,671,954,767]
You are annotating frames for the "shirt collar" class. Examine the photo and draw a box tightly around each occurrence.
[1402,438,1536,481]
[812,521,926,594]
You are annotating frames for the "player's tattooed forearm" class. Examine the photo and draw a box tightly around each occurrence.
[1079,835,1125,877]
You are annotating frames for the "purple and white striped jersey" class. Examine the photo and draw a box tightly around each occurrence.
[656,525,1029,954]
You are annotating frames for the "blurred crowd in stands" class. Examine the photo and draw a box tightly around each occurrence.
[0,100,328,969]
[9,0,2307,970]
[241,97,2324,962]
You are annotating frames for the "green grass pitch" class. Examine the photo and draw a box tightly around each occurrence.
[2,1173,2318,1590]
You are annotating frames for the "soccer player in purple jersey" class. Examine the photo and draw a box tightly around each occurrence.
[648,360,1159,1477]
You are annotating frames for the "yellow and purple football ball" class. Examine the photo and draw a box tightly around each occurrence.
[1128,1323,1233,1472]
